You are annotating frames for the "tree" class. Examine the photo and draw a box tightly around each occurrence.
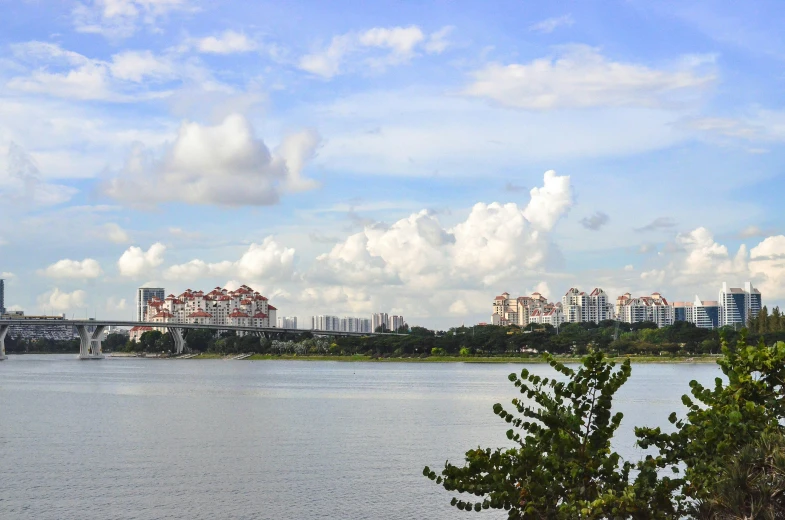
[139,330,163,352]
[184,328,214,352]
[636,335,785,512]
[103,333,128,352]
[424,353,678,518]
[695,432,785,519]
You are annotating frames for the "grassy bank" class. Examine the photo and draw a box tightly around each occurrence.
[238,354,722,363]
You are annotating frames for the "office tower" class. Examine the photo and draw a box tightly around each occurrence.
[136,287,165,321]
[0,278,5,315]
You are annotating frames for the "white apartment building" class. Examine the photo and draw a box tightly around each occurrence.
[145,285,276,332]
[492,292,550,326]
[277,316,298,329]
[312,315,340,331]
[372,313,388,332]
[561,287,614,324]
[389,315,407,332]
[615,292,674,328]
[528,305,565,327]
[311,315,372,333]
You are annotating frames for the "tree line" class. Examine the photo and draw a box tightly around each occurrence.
[10,306,785,357]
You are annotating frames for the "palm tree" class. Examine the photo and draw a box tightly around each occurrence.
[696,431,785,519]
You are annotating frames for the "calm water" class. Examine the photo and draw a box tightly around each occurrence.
[0,356,720,520]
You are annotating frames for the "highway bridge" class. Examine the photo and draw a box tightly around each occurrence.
[0,319,381,360]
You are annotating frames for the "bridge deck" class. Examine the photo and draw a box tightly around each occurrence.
[0,319,387,337]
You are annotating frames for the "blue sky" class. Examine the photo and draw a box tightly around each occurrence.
[1,0,784,328]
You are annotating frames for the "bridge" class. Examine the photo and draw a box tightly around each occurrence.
[0,320,383,360]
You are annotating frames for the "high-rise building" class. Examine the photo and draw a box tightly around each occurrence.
[492,292,550,326]
[389,315,407,332]
[673,301,694,323]
[0,278,5,315]
[694,297,721,329]
[719,282,762,327]
[137,287,165,321]
[562,287,614,324]
[372,312,389,332]
[277,316,298,329]
[615,292,674,328]
[312,315,340,331]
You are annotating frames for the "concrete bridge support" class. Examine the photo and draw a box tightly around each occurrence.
[77,324,105,360]
[0,324,8,360]
[170,327,185,354]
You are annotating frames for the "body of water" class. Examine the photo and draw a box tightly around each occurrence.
[0,355,720,519]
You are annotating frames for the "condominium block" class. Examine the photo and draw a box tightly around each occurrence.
[615,292,674,328]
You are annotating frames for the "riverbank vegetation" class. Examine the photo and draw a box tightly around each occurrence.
[8,307,785,359]
[424,333,785,518]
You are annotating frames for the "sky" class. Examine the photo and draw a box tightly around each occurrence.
[1,0,785,329]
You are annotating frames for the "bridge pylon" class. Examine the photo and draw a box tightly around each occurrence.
[169,327,185,354]
[76,324,105,360]
[0,324,8,360]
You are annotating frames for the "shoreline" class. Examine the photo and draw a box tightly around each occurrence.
[6,353,722,364]
[120,353,723,364]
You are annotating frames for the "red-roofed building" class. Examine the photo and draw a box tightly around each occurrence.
[144,285,276,328]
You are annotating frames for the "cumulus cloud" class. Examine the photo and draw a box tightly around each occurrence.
[72,0,195,39]
[749,235,785,298]
[529,14,574,34]
[37,288,88,312]
[1,142,77,207]
[464,45,715,110]
[298,25,448,78]
[118,243,166,277]
[164,236,295,281]
[196,30,257,54]
[103,114,320,206]
[309,170,573,290]
[580,211,610,230]
[41,258,103,279]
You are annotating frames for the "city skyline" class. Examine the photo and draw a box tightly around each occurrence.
[1,1,785,329]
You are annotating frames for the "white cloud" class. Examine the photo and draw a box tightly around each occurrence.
[109,50,174,82]
[449,300,468,315]
[72,0,195,39]
[118,243,166,277]
[310,170,573,290]
[107,296,127,311]
[358,26,424,56]
[749,235,785,298]
[41,258,103,279]
[7,42,181,100]
[464,45,715,109]
[1,142,77,207]
[1,272,15,278]
[675,227,747,280]
[164,236,295,282]
[37,288,88,311]
[104,223,131,244]
[298,25,446,78]
[424,26,453,54]
[529,14,575,34]
[103,114,320,206]
[196,30,257,54]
